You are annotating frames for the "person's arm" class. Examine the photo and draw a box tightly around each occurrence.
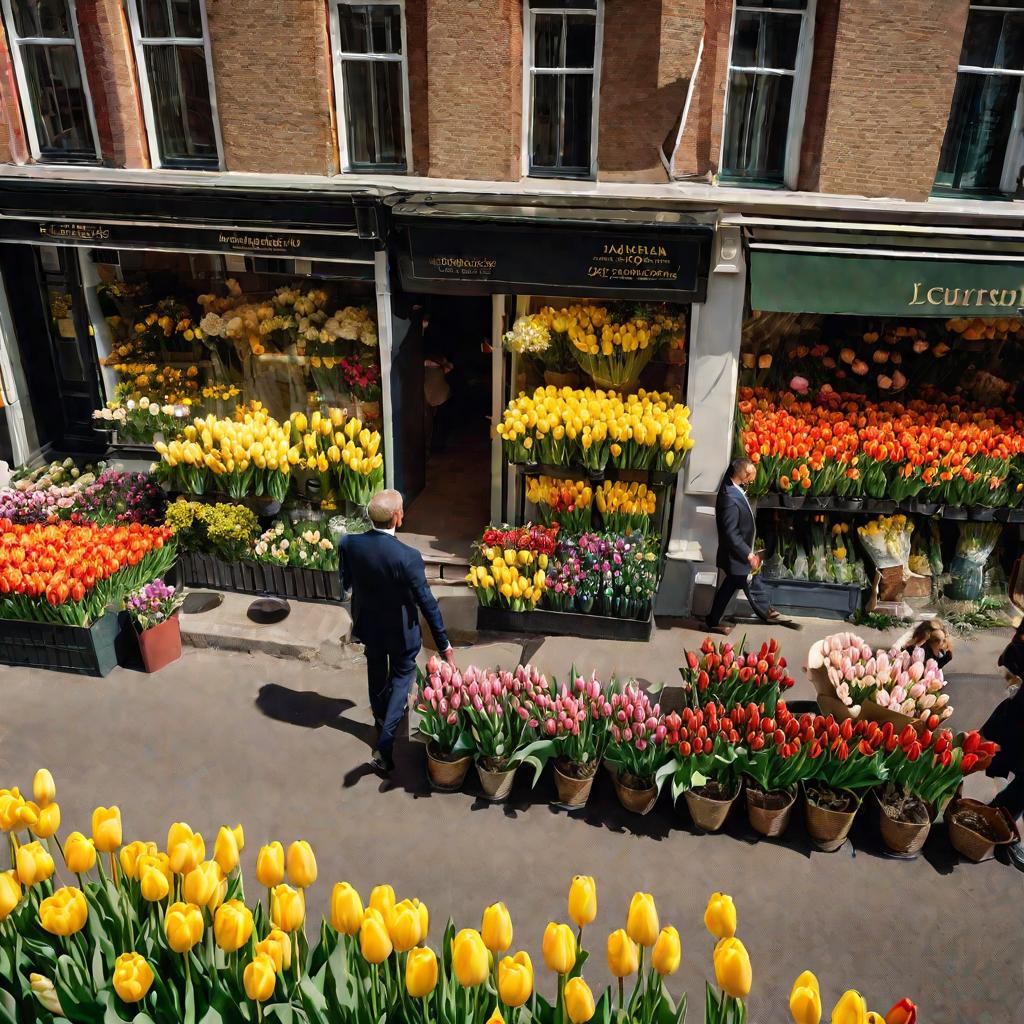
[720,496,756,568]
[403,550,453,660]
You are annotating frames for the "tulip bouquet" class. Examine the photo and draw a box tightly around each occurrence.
[0,520,176,626]
[857,515,913,571]
[557,532,660,620]
[661,704,744,803]
[466,524,558,611]
[414,658,475,761]
[604,683,670,791]
[680,637,794,713]
[291,410,384,506]
[736,700,811,804]
[526,476,594,533]
[945,521,1002,602]
[802,716,888,801]
[460,664,547,774]
[594,480,657,535]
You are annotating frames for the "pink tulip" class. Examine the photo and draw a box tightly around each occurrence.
[655,724,667,742]
[909,682,925,700]
[789,375,809,395]
[623,728,633,742]
[636,739,647,751]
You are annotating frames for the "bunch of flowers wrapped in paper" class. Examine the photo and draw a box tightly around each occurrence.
[497,387,694,473]
[857,514,913,570]
[945,521,1003,602]
[737,386,1024,505]
[809,632,952,727]
[154,402,298,501]
[0,521,175,626]
[290,410,384,505]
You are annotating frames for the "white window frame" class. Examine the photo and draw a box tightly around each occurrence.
[328,0,412,174]
[124,0,224,170]
[718,0,816,189]
[938,3,1024,196]
[521,2,604,180]
[0,0,100,162]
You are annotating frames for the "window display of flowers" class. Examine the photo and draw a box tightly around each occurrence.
[497,387,694,473]
[338,354,381,402]
[502,312,576,374]
[0,520,175,626]
[93,397,192,443]
[594,479,657,534]
[125,578,184,631]
[253,520,339,572]
[680,637,794,712]
[291,410,384,505]
[526,475,593,533]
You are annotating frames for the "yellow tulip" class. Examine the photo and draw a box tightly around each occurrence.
[412,898,429,940]
[244,953,278,1002]
[165,902,204,953]
[703,892,736,940]
[30,802,61,840]
[29,973,62,1014]
[369,883,396,919]
[39,887,88,936]
[212,825,244,876]
[606,928,638,978]
[138,852,172,900]
[790,971,822,1024]
[485,1010,505,1024]
[452,927,489,987]
[183,861,221,907]
[652,926,681,976]
[406,946,439,998]
[389,899,423,952]
[498,951,533,1007]
[568,875,597,929]
[481,901,513,953]
[32,770,56,808]
[16,841,54,886]
[215,900,254,953]
[360,907,393,964]
[270,885,305,933]
[626,893,659,948]
[565,976,596,1023]
[831,990,867,1024]
[167,823,204,875]
[256,842,285,887]
[92,806,122,853]
[119,841,157,881]
[714,937,752,999]
[112,953,154,1003]
[286,840,317,888]
[0,870,21,920]
[331,882,364,936]
[255,928,291,972]
[542,922,576,974]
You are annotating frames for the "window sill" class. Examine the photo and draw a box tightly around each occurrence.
[344,165,408,175]
[930,187,1020,202]
[715,174,786,190]
[527,167,595,182]
[34,155,101,167]
[157,159,222,172]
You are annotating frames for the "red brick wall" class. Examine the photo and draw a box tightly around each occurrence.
[406,0,429,174]
[796,0,839,192]
[598,0,703,182]
[816,0,968,200]
[421,0,521,181]
[205,0,337,175]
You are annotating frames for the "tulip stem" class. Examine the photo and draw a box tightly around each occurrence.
[369,964,379,1022]
[618,977,624,1013]
[109,853,120,889]
[558,973,566,1024]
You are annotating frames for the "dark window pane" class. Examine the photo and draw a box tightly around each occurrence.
[338,6,368,51]
[936,71,1020,192]
[342,58,405,167]
[960,9,1024,70]
[534,13,562,68]
[369,5,401,53]
[528,0,595,8]
[170,0,203,37]
[561,72,592,168]
[338,4,401,54]
[732,11,800,71]
[531,73,560,167]
[22,44,95,156]
[722,70,793,182]
[565,14,595,68]
[11,0,72,37]
[145,44,217,165]
[138,0,171,36]
[735,0,806,9]
[531,71,592,172]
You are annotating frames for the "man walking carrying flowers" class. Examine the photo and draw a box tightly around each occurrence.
[341,489,455,773]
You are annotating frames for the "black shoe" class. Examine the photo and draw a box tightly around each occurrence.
[370,750,395,774]
[997,840,1024,872]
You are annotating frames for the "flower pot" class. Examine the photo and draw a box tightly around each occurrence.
[476,760,516,802]
[136,614,182,674]
[684,781,740,833]
[745,783,798,837]
[908,500,941,517]
[943,505,968,521]
[804,496,829,510]
[612,772,658,815]
[553,758,598,808]
[969,505,996,522]
[802,783,860,852]
[780,494,805,509]
[543,370,579,389]
[946,798,1018,863]
[425,742,472,792]
[876,790,934,856]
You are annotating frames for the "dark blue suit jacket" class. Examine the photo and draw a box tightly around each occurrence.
[340,530,449,654]
[715,482,756,575]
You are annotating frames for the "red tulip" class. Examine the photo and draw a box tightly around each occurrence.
[886,999,917,1024]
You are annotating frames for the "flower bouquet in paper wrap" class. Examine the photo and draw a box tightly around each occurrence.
[945,521,1002,602]
[857,514,913,570]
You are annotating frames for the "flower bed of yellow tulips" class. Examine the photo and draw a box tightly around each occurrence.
[497,387,694,474]
[154,402,299,501]
[290,410,384,506]
[0,771,914,1024]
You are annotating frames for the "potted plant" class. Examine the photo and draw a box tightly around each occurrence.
[604,683,669,815]
[414,656,475,791]
[125,578,185,674]
[462,664,546,802]
[520,670,611,809]
[661,705,743,833]
[680,637,794,713]
[738,702,809,837]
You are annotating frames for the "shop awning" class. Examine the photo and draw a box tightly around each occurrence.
[388,197,715,302]
[742,216,1024,317]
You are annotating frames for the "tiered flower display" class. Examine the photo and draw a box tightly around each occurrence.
[526,476,593,532]
[527,478,659,536]
[290,410,384,505]
[497,387,694,473]
[594,480,657,534]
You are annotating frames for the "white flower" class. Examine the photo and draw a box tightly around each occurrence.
[126,399,136,410]
[139,397,150,409]
[149,404,160,416]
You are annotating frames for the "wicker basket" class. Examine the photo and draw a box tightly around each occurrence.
[946,798,1018,863]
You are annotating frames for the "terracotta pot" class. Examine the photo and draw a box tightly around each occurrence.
[877,792,933,855]
[803,784,860,852]
[476,761,516,802]
[684,782,740,833]
[553,759,597,808]
[136,615,182,674]
[746,783,798,837]
[425,742,471,792]
[613,772,658,816]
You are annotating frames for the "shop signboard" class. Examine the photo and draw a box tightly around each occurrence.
[750,249,1024,317]
[393,215,713,302]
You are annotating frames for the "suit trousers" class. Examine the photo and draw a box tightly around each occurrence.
[365,643,419,758]
[707,570,772,627]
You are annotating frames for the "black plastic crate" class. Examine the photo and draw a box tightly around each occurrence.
[177,552,341,604]
[761,578,862,620]
[0,610,121,676]
[477,605,654,641]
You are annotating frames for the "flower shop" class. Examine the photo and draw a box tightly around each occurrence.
[388,198,714,638]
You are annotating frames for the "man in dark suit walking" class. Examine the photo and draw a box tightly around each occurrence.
[340,489,455,772]
[705,457,783,634]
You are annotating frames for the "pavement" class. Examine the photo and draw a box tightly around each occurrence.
[0,616,1021,1023]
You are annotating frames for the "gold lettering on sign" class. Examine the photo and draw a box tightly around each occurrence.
[39,223,111,242]
[589,238,679,283]
[426,255,497,277]
[909,280,1023,308]
[217,232,302,253]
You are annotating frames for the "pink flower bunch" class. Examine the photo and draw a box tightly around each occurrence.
[605,683,670,782]
[416,655,470,752]
[530,671,613,767]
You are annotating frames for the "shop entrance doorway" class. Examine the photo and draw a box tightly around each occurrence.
[401,294,495,567]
